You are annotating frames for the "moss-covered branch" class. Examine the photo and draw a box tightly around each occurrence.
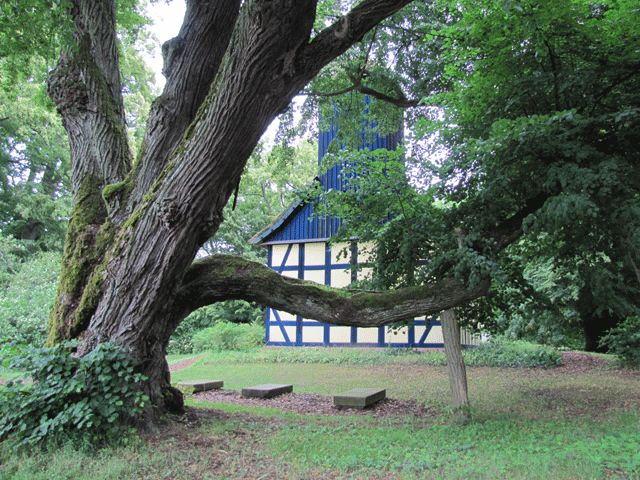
[176,255,490,327]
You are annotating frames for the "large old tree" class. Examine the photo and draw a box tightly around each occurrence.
[44,0,488,414]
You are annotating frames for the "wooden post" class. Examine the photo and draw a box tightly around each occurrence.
[441,308,471,425]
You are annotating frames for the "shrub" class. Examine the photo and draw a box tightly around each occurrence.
[191,321,264,352]
[0,342,148,450]
[0,251,60,348]
[599,316,640,367]
[465,339,562,368]
[168,305,223,354]
[168,301,263,354]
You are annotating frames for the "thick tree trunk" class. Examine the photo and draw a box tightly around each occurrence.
[441,309,471,425]
[46,0,131,343]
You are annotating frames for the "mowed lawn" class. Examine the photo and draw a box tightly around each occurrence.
[2,349,639,479]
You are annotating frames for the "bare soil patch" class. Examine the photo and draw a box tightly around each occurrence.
[195,389,436,419]
[557,351,612,373]
[553,351,639,378]
[169,355,202,372]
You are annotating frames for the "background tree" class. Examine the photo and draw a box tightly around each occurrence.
[431,0,640,350]
[0,62,71,252]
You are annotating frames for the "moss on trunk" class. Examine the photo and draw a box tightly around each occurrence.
[47,176,114,344]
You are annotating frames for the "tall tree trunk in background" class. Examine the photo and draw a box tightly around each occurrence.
[576,286,621,352]
[441,309,471,425]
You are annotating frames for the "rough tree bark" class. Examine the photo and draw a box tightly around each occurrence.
[46,0,540,421]
[441,309,471,425]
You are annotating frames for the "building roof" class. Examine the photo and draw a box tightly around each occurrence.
[251,123,402,246]
[248,196,305,245]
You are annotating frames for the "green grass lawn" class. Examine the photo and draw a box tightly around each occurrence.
[170,348,635,422]
[1,348,639,479]
[166,353,201,365]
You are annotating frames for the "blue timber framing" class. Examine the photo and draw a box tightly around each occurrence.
[262,238,446,348]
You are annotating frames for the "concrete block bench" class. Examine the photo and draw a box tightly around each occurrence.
[241,384,293,399]
[334,388,386,409]
[176,380,223,393]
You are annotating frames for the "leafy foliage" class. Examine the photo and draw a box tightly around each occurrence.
[465,339,561,368]
[0,0,156,254]
[599,316,640,367]
[426,0,640,347]
[168,302,263,354]
[308,0,640,349]
[0,341,147,449]
[191,321,264,352]
[0,64,71,251]
[0,250,60,348]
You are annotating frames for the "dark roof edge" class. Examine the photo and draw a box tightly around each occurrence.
[259,237,331,246]
[248,196,305,245]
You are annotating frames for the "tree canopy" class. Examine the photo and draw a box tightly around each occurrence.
[310,0,640,349]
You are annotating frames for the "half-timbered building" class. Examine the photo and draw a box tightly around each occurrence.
[250,123,478,347]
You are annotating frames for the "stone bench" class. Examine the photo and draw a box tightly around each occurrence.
[334,388,386,409]
[241,384,293,399]
[176,380,223,393]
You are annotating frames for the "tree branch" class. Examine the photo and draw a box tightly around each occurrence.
[358,85,421,108]
[177,255,490,326]
[491,193,550,250]
[305,81,421,108]
[47,0,130,193]
[125,0,241,216]
[296,0,414,83]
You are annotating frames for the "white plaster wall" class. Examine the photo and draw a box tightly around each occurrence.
[269,325,296,343]
[330,326,351,343]
[331,242,351,264]
[304,242,326,266]
[272,243,298,267]
[357,327,379,343]
[386,326,409,344]
[303,269,324,284]
[302,327,324,343]
[331,269,351,288]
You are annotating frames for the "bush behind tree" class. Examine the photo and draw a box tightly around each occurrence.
[599,316,640,368]
[191,321,264,352]
[189,339,561,368]
[167,301,263,354]
[0,250,61,349]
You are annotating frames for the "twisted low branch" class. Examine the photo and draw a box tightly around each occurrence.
[176,255,490,327]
